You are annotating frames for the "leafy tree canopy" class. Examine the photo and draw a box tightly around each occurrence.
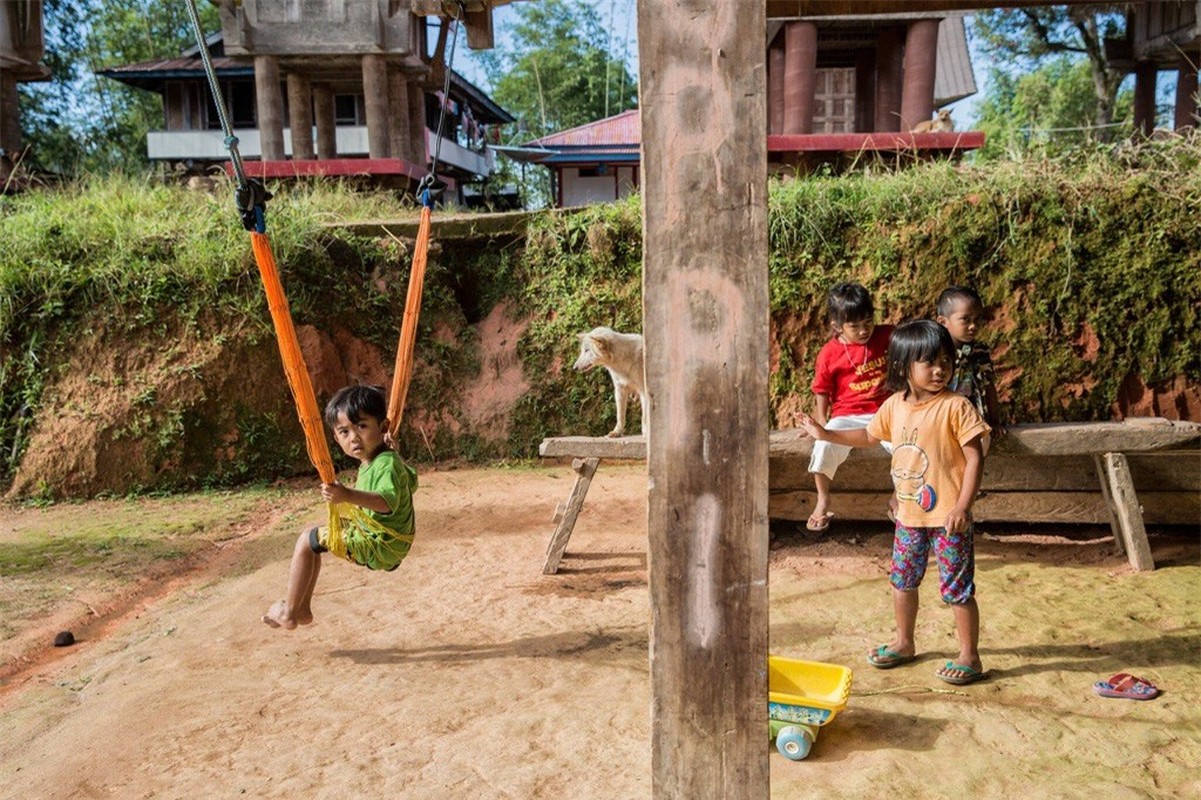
[18,0,217,175]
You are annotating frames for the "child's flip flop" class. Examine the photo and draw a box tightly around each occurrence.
[806,512,833,532]
[937,661,989,685]
[867,644,916,669]
[1092,673,1160,700]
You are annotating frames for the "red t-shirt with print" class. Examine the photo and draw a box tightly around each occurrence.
[811,324,893,418]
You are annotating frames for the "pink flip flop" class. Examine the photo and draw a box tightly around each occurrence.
[1092,672,1160,700]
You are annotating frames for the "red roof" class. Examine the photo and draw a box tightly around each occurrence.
[528,109,640,147]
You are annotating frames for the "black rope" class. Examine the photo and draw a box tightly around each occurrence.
[420,1,465,207]
[182,0,271,233]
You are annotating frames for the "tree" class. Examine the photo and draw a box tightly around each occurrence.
[19,0,218,175]
[972,5,1127,140]
[973,58,1133,159]
[474,0,637,206]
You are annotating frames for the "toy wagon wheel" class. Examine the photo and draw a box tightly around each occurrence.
[775,725,813,760]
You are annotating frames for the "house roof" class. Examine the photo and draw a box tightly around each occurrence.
[528,109,640,148]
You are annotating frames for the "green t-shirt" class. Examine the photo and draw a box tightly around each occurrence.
[354,450,417,535]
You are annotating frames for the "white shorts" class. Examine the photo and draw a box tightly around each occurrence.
[808,413,879,479]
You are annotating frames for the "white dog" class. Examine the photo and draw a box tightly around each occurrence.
[573,327,648,438]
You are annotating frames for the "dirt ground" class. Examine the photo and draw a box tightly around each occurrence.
[1,465,1198,799]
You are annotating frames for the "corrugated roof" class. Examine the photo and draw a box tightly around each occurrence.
[934,15,977,106]
[528,109,640,147]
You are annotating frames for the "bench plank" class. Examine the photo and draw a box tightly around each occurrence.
[1102,452,1155,571]
[542,457,598,574]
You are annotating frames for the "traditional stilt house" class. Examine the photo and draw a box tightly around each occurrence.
[99,3,513,203]
[1106,0,1200,134]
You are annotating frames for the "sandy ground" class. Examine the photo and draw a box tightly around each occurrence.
[1,465,1198,799]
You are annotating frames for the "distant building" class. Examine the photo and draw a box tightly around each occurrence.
[1105,0,1199,134]
[502,13,985,207]
[97,2,513,204]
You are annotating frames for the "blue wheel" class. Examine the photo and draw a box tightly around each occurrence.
[775,726,813,760]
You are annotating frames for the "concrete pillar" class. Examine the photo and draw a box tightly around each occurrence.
[312,83,337,159]
[254,55,286,161]
[361,54,391,159]
[0,69,21,154]
[900,19,939,132]
[768,34,785,135]
[854,49,875,133]
[388,66,413,163]
[286,73,314,160]
[783,21,817,135]
[408,81,427,169]
[1133,61,1158,137]
[1174,51,1198,130]
[874,27,903,132]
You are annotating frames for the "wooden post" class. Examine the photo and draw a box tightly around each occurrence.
[1174,51,1198,131]
[1093,454,1125,555]
[1,69,23,153]
[388,67,413,164]
[1133,61,1158,138]
[286,73,315,160]
[408,79,428,169]
[542,457,599,575]
[638,1,769,796]
[768,33,784,135]
[1102,453,1155,571]
[783,21,817,134]
[874,27,903,132]
[900,19,939,132]
[254,55,286,161]
[312,82,338,159]
[362,53,391,159]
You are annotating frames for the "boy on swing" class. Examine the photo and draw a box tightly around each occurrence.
[263,384,417,630]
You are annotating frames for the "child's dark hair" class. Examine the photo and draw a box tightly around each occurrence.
[324,384,388,428]
[887,320,957,396]
[936,285,983,317]
[827,282,874,325]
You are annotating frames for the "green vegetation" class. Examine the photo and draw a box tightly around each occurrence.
[2,145,1199,493]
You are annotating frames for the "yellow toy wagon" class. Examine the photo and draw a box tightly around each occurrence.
[768,655,853,760]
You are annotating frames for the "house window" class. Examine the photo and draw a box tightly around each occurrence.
[577,166,609,177]
[813,67,856,133]
[334,94,363,125]
[227,81,256,128]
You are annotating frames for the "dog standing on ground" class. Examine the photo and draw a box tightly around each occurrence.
[573,327,647,438]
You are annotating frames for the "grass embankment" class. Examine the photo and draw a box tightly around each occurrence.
[2,144,1200,492]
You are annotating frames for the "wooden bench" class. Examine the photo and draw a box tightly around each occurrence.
[538,418,1201,575]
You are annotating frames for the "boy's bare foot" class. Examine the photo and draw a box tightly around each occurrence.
[262,600,297,630]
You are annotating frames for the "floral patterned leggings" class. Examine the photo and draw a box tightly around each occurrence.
[890,522,976,604]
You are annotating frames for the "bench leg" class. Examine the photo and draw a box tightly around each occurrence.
[542,457,599,575]
[1100,452,1155,572]
[1093,455,1124,555]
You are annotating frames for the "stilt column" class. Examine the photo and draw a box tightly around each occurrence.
[361,54,391,159]
[286,73,314,160]
[0,69,21,154]
[254,55,286,161]
[783,21,817,134]
[312,83,337,159]
[408,79,427,169]
[1133,61,1158,137]
[874,27,903,132]
[768,34,785,135]
[1174,51,1198,130]
[388,66,413,163]
[900,19,939,132]
[854,49,875,132]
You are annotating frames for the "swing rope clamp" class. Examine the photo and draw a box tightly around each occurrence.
[416,173,446,209]
[235,178,273,233]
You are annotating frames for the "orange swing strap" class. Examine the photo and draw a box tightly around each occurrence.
[386,204,432,439]
[249,232,338,485]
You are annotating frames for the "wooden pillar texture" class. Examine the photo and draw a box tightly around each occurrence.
[408,80,427,168]
[286,73,315,160]
[854,49,875,132]
[1174,51,1198,130]
[900,18,939,132]
[636,1,770,797]
[874,27,903,132]
[254,56,286,161]
[388,66,413,163]
[361,54,391,159]
[783,21,817,134]
[312,82,337,159]
[0,69,20,153]
[1133,61,1157,137]
[768,34,785,136]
